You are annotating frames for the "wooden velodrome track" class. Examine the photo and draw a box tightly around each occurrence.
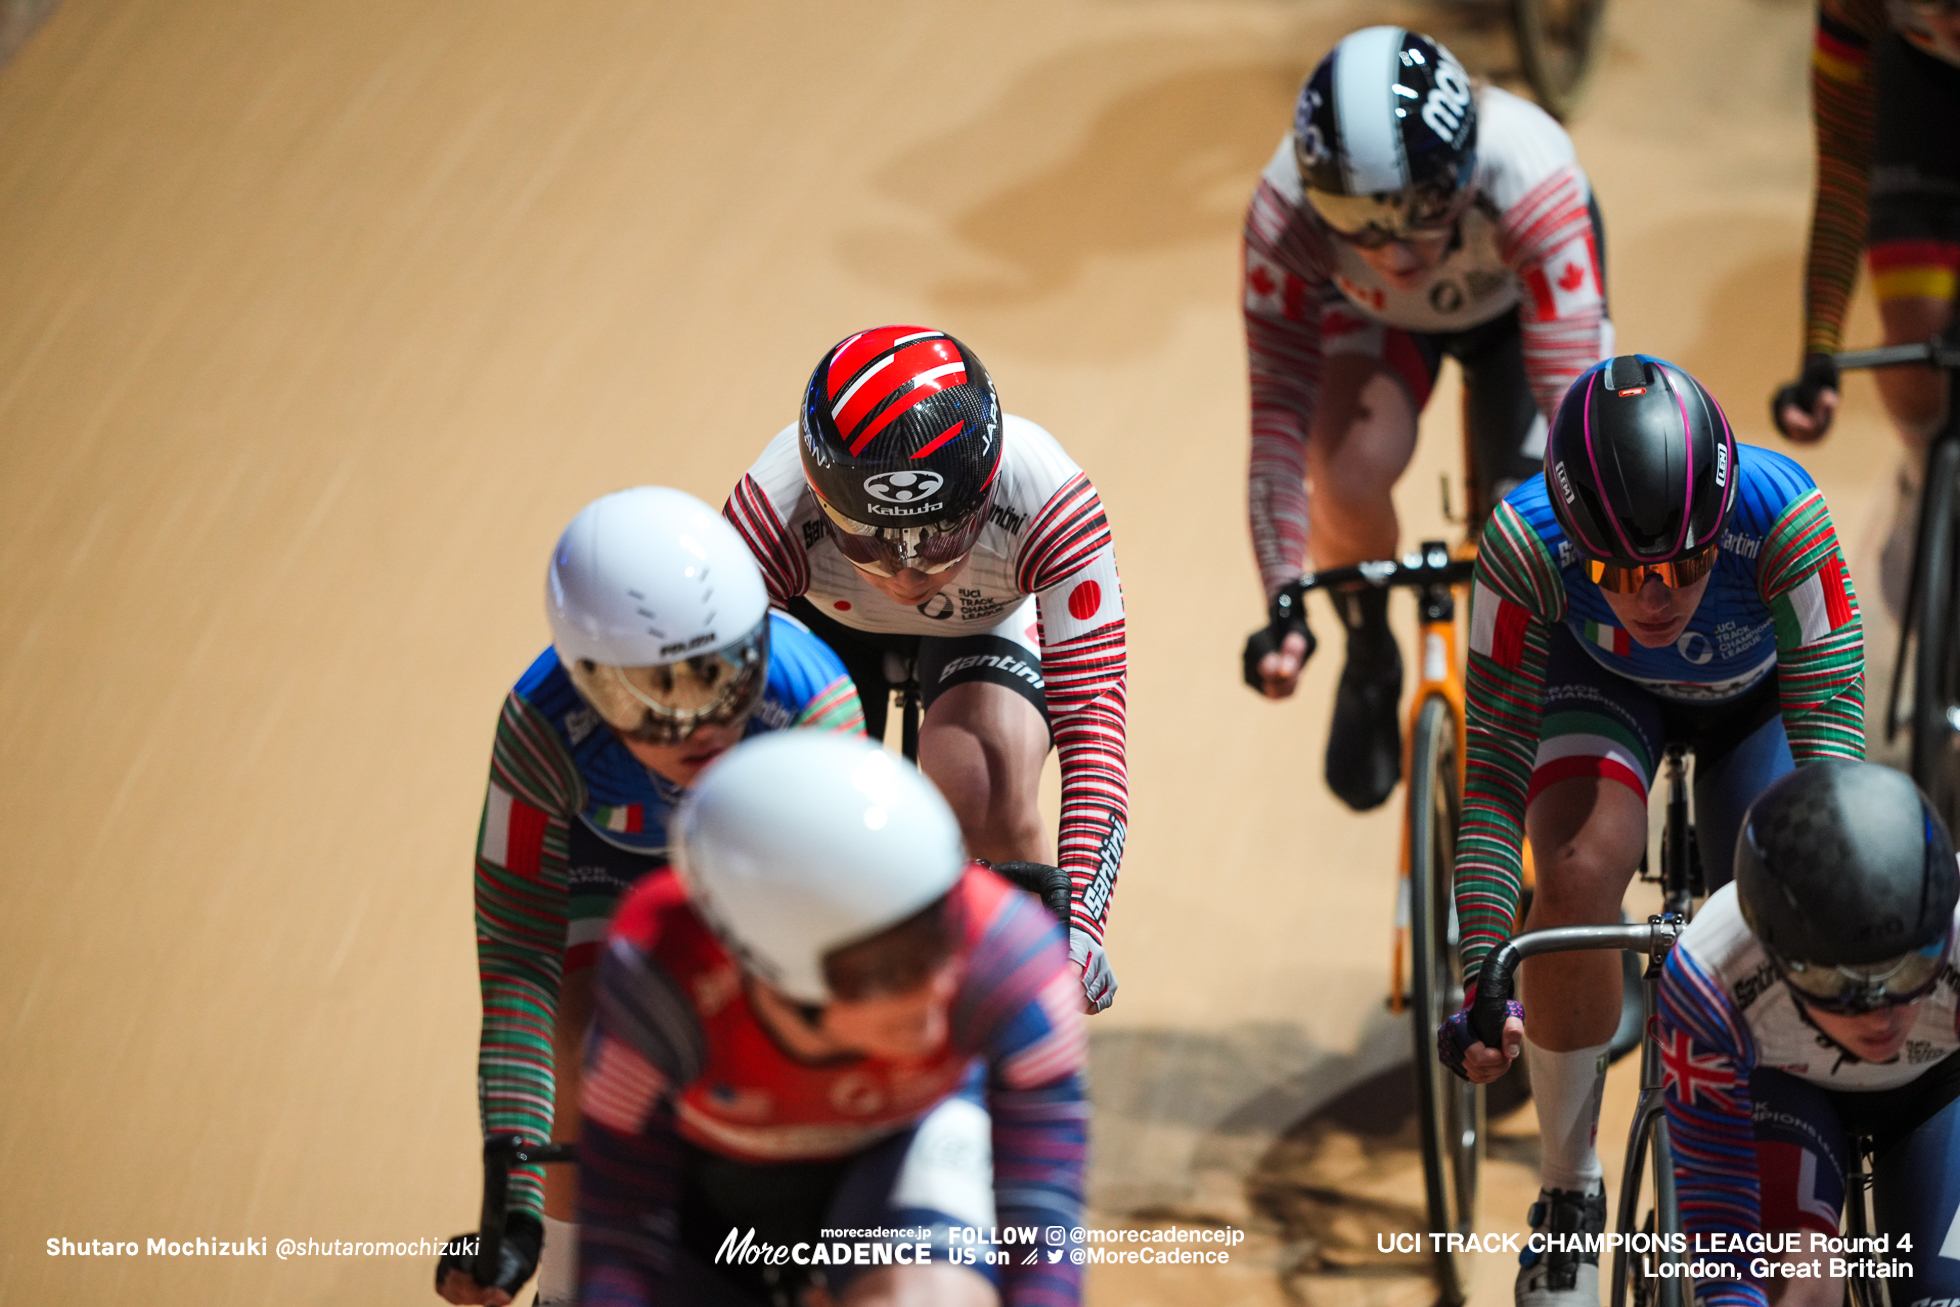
[0,1,1903,1303]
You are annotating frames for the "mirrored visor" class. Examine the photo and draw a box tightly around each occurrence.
[1585,543,1719,594]
[565,617,769,744]
[1304,184,1467,245]
[819,492,991,578]
[1777,931,1949,1012]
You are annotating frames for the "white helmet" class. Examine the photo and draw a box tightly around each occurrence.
[546,487,772,744]
[673,733,967,1002]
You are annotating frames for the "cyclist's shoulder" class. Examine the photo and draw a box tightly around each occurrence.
[1254,133,1305,208]
[1671,886,1778,1009]
[1732,443,1824,528]
[758,611,852,714]
[513,645,570,703]
[1493,473,1565,549]
[736,423,814,513]
[609,866,709,956]
[1472,85,1583,211]
[1000,413,1087,502]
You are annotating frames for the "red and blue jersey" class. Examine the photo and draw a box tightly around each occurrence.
[578,866,1087,1307]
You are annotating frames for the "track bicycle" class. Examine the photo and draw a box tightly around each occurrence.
[1265,538,1646,1301]
[1511,0,1608,120]
[1799,337,1960,832]
[1472,742,1699,1307]
[1266,541,1481,1303]
[1472,745,1898,1307]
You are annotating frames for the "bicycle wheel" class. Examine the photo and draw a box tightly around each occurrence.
[1909,438,1960,832]
[1512,0,1607,121]
[1408,694,1481,1305]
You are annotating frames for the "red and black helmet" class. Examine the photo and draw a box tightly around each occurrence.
[799,328,1002,572]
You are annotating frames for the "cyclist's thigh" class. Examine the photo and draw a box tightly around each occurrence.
[1448,309,1543,518]
[1748,1067,1850,1237]
[1527,623,1665,812]
[1523,625,1663,902]
[1685,697,1793,894]
[1865,1052,1960,1284]
[916,600,1051,747]
[787,596,910,741]
[824,1071,1001,1300]
[1867,32,1960,434]
[1311,290,1443,455]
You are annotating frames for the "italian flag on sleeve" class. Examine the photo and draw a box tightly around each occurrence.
[481,783,549,875]
[1772,554,1856,649]
[1583,619,1630,657]
[590,803,644,834]
[1470,581,1530,669]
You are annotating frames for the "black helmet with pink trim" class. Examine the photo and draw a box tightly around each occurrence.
[1544,354,1738,567]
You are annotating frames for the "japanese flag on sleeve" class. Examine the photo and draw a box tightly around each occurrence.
[1469,581,1530,670]
[1042,552,1124,644]
[1523,233,1603,322]
[1772,554,1857,649]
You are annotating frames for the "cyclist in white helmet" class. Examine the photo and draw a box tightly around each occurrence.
[436,488,862,1307]
[577,733,1087,1306]
[1241,26,1614,812]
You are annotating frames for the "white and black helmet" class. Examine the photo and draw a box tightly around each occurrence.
[1293,27,1478,243]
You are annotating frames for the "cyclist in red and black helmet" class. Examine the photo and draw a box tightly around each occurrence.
[726,326,1129,1014]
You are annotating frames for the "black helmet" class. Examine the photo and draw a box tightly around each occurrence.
[1294,27,1478,244]
[1545,354,1738,571]
[799,326,1002,576]
[1736,761,1958,1010]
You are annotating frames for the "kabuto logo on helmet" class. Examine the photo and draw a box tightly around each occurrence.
[1553,460,1576,505]
[863,470,946,504]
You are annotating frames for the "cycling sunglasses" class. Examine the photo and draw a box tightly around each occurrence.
[1776,932,1949,1015]
[819,496,990,578]
[1303,184,1467,250]
[1585,542,1718,595]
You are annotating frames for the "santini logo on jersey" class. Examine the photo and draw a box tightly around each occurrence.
[862,470,944,504]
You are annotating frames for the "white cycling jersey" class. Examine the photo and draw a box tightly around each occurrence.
[1255,85,1591,335]
[1667,884,1960,1092]
[729,414,1121,646]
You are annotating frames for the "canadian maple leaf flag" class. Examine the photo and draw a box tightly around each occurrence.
[1525,234,1602,321]
[1245,249,1304,321]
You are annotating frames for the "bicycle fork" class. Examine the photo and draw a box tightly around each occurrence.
[1611,948,1685,1307]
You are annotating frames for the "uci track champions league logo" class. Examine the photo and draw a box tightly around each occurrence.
[862,470,946,518]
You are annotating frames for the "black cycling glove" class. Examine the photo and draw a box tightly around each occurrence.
[435,1211,542,1300]
[1241,589,1316,692]
[1771,352,1840,437]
